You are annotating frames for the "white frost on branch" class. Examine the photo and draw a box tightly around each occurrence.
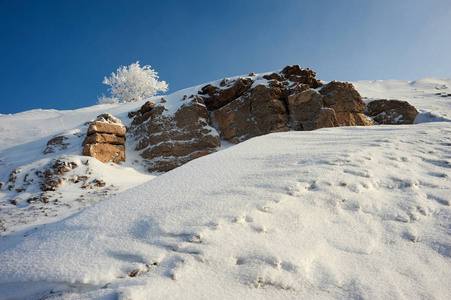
[99,61,168,104]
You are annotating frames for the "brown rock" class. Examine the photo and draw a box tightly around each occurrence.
[39,159,78,191]
[320,81,366,113]
[365,100,419,124]
[139,101,156,114]
[128,101,155,118]
[129,98,221,172]
[213,99,256,143]
[129,65,385,173]
[199,84,219,96]
[201,78,253,110]
[248,85,289,135]
[317,81,373,127]
[213,84,290,143]
[142,135,220,159]
[308,108,339,131]
[286,81,373,130]
[263,73,283,81]
[43,136,69,154]
[131,105,166,127]
[335,112,374,127]
[174,100,209,129]
[87,121,126,137]
[82,133,125,146]
[83,114,126,164]
[281,65,322,88]
[287,90,324,130]
[82,144,125,164]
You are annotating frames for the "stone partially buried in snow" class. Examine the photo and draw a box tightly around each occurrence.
[43,135,69,154]
[365,100,419,124]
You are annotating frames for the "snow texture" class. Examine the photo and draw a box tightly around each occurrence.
[0,77,450,299]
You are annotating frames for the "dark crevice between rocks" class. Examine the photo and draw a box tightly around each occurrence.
[279,95,291,129]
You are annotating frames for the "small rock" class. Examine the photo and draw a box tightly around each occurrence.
[365,100,419,124]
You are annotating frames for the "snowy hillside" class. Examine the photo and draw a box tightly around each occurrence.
[0,77,450,299]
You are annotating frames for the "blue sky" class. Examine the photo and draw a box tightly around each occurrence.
[1,0,450,114]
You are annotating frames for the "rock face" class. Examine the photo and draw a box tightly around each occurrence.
[365,100,419,124]
[128,65,419,173]
[203,68,373,143]
[82,114,126,163]
[129,99,220,172]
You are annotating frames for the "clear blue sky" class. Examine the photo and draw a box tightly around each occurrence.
[1,0,450,114]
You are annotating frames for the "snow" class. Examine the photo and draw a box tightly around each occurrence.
[0,76,450,299]
[354,78,451,123]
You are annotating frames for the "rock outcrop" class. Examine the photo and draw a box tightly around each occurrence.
[203,67,373,143]
[129,99,220,172]
[82,114,126,163]
[128,65,421,173]
[365,100,419,124]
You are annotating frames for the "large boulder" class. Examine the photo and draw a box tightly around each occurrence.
[287,90,325,130]
[213,84,290,143]
[365,100,419,124]
[129,99,221,173]
[319,81,366,113]
[82,114,126,163]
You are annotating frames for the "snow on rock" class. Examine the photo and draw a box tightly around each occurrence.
[126,65,377,173]
[365,99,419,124]
[0,121,450,299]
[129,99,221,173]
[202,67,373,144]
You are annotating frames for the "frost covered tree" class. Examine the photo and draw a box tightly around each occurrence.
[98,61,168,104]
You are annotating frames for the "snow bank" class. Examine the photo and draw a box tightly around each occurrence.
[1,122,450,299]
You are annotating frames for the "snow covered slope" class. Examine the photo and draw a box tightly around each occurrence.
[1,123,450,299]
[354,78,451,123]
[0,77,450,299]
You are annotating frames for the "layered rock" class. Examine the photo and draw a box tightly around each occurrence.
[129,99,220,172]
[82,114,126,163]
[203,67,373,143]
[365,100,419,124]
